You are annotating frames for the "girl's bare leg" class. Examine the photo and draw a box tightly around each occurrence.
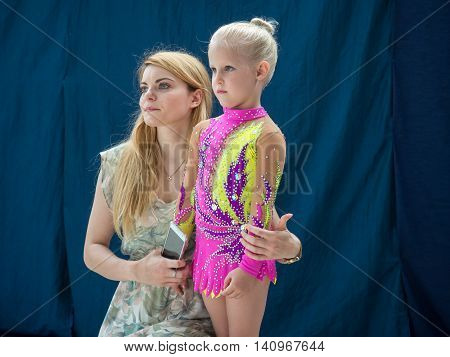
[226,277,270,336]
[202,294,229,337]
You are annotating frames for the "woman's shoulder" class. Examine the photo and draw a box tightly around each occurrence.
[99,142,128,167]
[99,142,129,184]
[100,142,128,159]
[98,142,129,209]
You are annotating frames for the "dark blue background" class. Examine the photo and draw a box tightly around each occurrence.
[0,0,448,336]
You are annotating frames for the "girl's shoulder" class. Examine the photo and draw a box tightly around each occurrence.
[191,119,212,143]
[194,118,212,132]
[259,116,286,141]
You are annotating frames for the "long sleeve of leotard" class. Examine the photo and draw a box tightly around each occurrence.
[239,129,287,279]
[172,123,204,240]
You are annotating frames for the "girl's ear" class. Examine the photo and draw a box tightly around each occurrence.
[190,89,203,108]
[256,60,270,82]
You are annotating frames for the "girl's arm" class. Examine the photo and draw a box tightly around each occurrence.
[238,129,287,279]
[172,121,208,238]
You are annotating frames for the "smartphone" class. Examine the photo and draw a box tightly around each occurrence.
[161,222,187,260]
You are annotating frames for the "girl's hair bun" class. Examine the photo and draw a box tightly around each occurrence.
[250,17,278,36]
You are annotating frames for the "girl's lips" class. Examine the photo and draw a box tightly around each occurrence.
[217,90,227,94]
[144,107,159,111]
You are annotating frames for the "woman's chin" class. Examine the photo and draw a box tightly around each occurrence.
[143,114,161,127]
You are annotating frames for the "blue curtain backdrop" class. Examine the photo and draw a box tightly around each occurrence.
[393,0,450,336]
[0,0,447,336]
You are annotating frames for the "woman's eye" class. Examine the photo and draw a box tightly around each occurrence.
[159,82,170,89]
[140,87,147,93]
[210,68,216,74]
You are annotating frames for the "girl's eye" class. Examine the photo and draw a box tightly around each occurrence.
[225,66,234,72]
[210,68,216,74]
[158,82,170,89]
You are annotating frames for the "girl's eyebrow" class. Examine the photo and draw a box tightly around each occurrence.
[209,64,234,68]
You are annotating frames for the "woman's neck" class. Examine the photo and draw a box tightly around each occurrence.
[157,125,189,162]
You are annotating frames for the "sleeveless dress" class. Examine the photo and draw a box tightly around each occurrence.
[97,143,214,337]
[173,106,287,298]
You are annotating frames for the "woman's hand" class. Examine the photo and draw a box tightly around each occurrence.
[240,213,302,261]
[131,248,190,295]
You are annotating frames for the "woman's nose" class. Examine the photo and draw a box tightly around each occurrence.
[144,87,157,100]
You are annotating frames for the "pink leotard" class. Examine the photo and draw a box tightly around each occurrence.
[173,106,286,298]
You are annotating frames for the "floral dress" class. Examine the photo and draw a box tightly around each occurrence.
[97,143,214,337]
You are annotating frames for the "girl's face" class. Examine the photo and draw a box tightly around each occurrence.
[139,65,198,128]
[208,46,259,109]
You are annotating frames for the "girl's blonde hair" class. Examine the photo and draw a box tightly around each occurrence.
[111,50,212,240]
[209,17,279,86]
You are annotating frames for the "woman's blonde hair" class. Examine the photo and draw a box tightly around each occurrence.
[209,17,279,86]
[110,50,212,240]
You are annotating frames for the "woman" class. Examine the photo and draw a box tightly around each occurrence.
[83,50,302,337]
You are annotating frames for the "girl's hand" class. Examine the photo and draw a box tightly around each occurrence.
[221,268,258,299]
[132,248,190,295]
[240,213,302,261]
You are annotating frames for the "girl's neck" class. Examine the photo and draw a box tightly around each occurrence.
[229,97,261,110]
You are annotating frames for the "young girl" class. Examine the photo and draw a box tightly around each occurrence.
[172,18,286,336]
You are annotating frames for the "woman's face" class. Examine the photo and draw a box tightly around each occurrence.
[139,65,197,128]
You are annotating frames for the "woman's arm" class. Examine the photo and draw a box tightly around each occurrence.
[83,173,188,290]
[240,208,302,262]
[83,173,136,282]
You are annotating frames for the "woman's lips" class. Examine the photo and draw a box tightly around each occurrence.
[144,107,159,111]
[217,90,227,94]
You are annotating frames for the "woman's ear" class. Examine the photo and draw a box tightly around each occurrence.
[256,60,270,82]
[190,89,203,108]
